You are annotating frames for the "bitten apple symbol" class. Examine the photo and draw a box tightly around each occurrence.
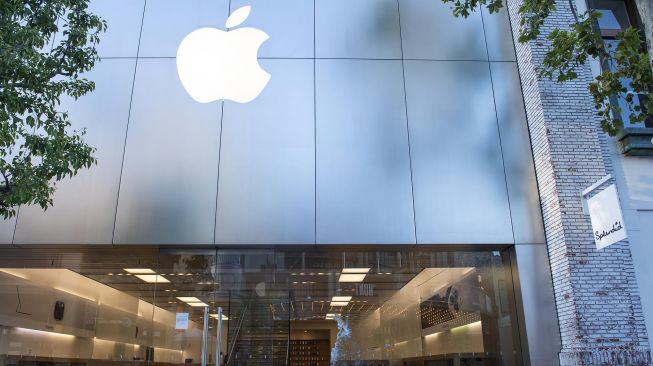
[176,6,270,104]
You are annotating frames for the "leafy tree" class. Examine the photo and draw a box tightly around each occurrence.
[442,0,653,136]
[0,0,106,218]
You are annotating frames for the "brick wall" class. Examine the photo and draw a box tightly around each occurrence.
[504,0,652,363]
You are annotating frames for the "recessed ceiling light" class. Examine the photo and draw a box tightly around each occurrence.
[187,302,209,307]
[330,301,349,307]
[124,268,156,274]
[332,296,352,302]
[134,275,170,283]
[342,268,370,274]
[338,274,367,282]
[176,297,202,303]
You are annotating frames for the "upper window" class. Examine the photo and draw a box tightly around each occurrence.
[592,0,632,36]
[589,0,652,129]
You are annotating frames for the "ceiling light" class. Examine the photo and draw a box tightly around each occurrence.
[187,302,209,307]
[176,297,202,303]
[332,296,352,302]
[342,268,370,274]
[134,275,170,283]
[124,268,156,274]
[338,274,367,282]
[210,314,229,320]
[330,301,349,307]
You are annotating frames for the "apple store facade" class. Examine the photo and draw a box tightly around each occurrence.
[0,1,563,366]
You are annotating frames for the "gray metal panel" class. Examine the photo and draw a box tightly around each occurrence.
[315,0,402,59]
[315,59,415,244]
[482,6,517,61]
[404,60,513,244]
[512,245,561,366]
[230,0,314,58]
[491,62,545,244]
[398,0,487,60]
[139,0,230,57]
[216,59,315,244]
[14,60,135,244]
[113,59,221,244]
[89,0,145,58]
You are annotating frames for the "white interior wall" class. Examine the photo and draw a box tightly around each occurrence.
[351,268,482,365]
[0,269,205,362]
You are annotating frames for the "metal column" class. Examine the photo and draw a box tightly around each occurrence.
[216,307,223,366]
[201,306,209,366]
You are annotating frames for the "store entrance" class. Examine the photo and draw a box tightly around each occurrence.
[0,247,524,366]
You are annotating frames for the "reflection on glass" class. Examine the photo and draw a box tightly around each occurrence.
[0,247,522,366]
[591,0,631,34]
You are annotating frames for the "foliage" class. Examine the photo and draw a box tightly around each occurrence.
[0,0,106,218]
[441,0,653,136]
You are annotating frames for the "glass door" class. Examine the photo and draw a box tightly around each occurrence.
[155,249,223,366]
[156,249,292,366]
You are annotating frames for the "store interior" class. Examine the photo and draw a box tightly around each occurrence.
[0,247,523,366]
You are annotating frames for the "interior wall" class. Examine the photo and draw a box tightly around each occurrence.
[351,268,482,365]
[0,326,93,359]
[0,269,204,362]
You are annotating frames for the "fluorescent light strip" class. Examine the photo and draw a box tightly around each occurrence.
[450,321,482,333]
[423,331,443,339]
[210,314,229,320]
[331,296,352,302]
[14,327,75,339]
[123,268,156,274]
[342,268,370,274]
[187,302,209,307]
[134,275,170,283]
[176,297,202,302]
[338,273,367,282]
[330,301,349,307]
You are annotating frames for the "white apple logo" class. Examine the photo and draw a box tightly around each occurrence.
[176,6,270,104]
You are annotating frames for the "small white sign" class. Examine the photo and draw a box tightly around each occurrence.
[587,184,627,250]
[175,313,189,330]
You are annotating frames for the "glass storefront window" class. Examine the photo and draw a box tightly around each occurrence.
[0,247,524,366]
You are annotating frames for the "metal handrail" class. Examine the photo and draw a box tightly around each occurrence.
[285,290,291,366]
[225,294,252,366]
